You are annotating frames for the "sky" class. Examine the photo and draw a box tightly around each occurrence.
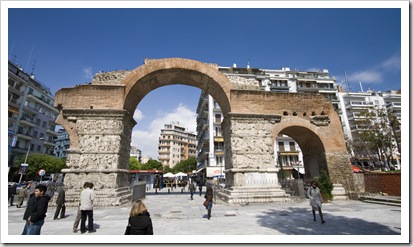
[3,1,408,160]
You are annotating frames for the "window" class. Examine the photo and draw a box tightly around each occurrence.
[289,142,296,151]
[215,114,221,123]
[278,142,285,152]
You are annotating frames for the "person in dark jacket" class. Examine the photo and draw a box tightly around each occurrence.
[22,184,51,235]
[8,183,17,206]
[53,184,66,220]
[127,200,153,235]
[204,186,213,220]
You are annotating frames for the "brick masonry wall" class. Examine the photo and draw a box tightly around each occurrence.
[364,172,401,196]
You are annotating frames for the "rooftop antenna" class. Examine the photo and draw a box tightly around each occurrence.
[30,59,37,76]
[25,43,35,72]
[247,59,250,69]
[9,41,15,61]
[344,70,350,93]
[359,81,364,93]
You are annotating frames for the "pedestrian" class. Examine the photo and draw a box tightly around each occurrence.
[198,181,203,196]
[28,181,37,198]
[80,182,96,233]
[204,186,213,220]
[53,184,66,220]
[188,181,195,200]
[126,200,153,235]
[21,184,51,235]
[307,181,326,224]
[72,185,84,233]
[17,185,28,208]
[8,183,17,206]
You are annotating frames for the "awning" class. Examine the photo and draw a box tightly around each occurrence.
[196,167,205,173]
[8,106,19,114]
[293,166,305,174]
[352,165,363,173]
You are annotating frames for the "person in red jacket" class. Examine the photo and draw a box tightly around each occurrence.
[126,200,153,235]
[21,184,51,235]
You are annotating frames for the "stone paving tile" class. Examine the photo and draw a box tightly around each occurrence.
[3,188,406,244]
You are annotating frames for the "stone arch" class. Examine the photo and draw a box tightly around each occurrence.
[54,58,354,206]
[121,58,233,116]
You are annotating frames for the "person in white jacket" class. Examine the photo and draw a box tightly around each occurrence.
[306,181,326,224]
[79,182,96,233]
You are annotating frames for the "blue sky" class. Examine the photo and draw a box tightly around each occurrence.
[3,2,407,159]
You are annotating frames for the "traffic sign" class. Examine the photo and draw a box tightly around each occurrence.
[38,169,46,176]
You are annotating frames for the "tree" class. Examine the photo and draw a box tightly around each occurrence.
[129,157,141,170]
[317,169,333,201]
[142,159,163,170]
[172,157,197,173]
[350,106,400,170]
[12,153,67,181]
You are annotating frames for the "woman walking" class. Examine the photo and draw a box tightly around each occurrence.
[204,186,213,220]
[307,181,326,224]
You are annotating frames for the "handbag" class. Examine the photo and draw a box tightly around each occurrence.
[124,225,131,235]
[203,200,208,207]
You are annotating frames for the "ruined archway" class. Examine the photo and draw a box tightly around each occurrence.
[54,58,353,206]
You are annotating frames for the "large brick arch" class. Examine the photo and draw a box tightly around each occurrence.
[53,58,353,206]
[121,58,233,116]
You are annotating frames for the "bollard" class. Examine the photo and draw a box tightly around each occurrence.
[155,188,158,194]
[168,188,170,194]
[181,188,183,193]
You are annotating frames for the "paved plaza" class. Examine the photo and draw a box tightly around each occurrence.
[4,187,406,244]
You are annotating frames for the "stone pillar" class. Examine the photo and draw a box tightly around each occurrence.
[218,113,290,204]
[60,109,136,207]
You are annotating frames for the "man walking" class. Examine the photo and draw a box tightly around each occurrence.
[53,184,66,220]
[188,181,195,200]
[8,183,17,206]
[17,185,28,208]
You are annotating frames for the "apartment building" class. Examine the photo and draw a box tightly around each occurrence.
[53,129,70,158]
[158,122,197,168]
[337,89,401,169]
[8,61,59,167]
[195,91,225,180]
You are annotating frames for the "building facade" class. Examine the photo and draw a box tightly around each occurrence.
[8,61,59,168]
[195,65,340,179]
[158,122,197,168]
[337,89,401,169]
[53,128,70,158]
[196,91,225,181]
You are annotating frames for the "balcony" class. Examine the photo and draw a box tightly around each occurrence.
[16,131,32,141]
[348,113,367,121]
[19,117,36,127]
[386,102,401,112]
[350,125,369,132]
[43,141,56,147]
[26,93,59,114]
[46,129,58,136]
[346,101,374,109]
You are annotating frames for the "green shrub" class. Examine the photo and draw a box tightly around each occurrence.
[317,169,333,201]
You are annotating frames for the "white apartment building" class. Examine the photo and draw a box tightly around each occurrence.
[8,61,59,169]
[337,89,401,169]
[196,91,225,180]
[158,122,197,168]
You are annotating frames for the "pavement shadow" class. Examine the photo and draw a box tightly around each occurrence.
[256,207,400,235]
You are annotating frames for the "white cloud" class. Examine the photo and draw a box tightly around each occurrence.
[82,67,93,80]
[133,108,145,122]
[131,104,197,160]
[348,70,382,83]
[381,53,401,71]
